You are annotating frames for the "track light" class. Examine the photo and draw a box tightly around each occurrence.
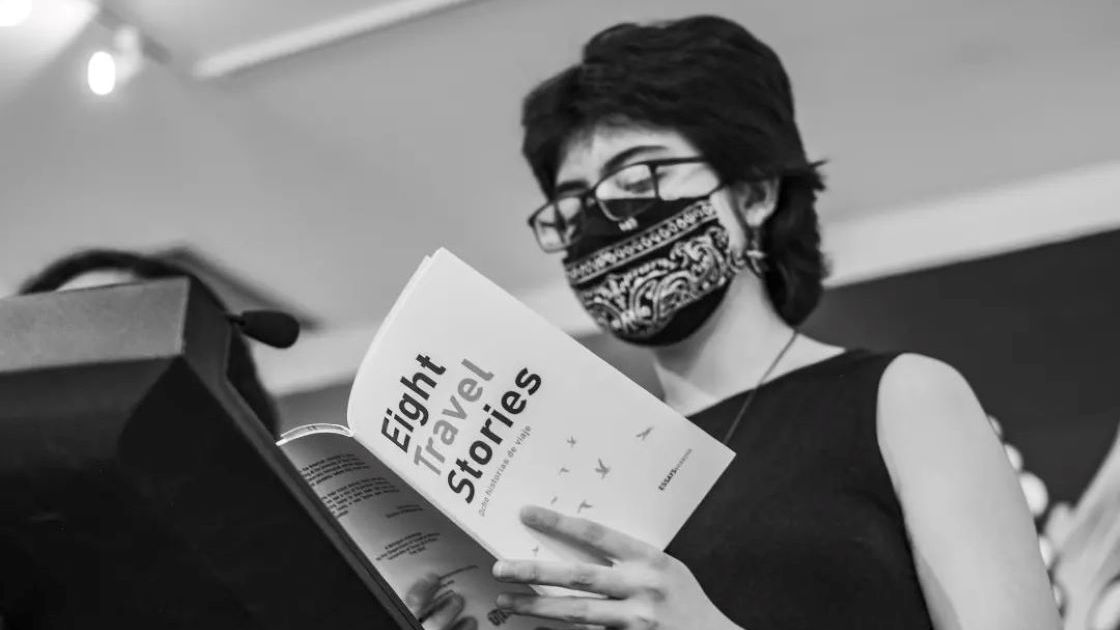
[87,50,115,95]
[87,25,142,96]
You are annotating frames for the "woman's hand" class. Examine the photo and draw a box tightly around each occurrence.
[403,572,478,630]
[491,506,739,630]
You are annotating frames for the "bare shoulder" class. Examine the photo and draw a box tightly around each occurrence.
[875,353,992,482]
[878,352,975,405]
[877,353,984,430]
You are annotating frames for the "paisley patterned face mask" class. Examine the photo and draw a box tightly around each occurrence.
[563,196,749,346]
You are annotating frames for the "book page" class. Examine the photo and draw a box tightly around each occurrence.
[280,431,563,630]
[346,248,735,577]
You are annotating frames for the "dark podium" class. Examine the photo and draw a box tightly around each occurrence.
[0,279,421,629]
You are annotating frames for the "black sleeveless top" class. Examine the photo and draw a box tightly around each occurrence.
[665,349,934,630]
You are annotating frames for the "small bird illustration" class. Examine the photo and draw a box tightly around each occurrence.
[558,467,570,475]
[550,496,558,506]
[577,500,593,513]
[636,426,653,440]
[566,436,577,447]
[531,545,540,556]
[594,459,610,479]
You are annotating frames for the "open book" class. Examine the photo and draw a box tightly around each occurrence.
[279,249,734,628]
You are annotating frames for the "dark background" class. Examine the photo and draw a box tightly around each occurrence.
[804,229,1120,504]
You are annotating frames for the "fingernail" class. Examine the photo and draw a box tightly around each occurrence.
[520,505,547,525]
[496,593,514,609]
[492,561,510,579]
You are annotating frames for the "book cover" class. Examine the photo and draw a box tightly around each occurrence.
[346,249,735,571]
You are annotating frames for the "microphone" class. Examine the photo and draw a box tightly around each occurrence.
[227,310,301,349]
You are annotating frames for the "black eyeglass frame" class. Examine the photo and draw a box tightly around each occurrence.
[526,156,721,253]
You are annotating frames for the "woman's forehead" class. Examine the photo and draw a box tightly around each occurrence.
[554,125,698,187]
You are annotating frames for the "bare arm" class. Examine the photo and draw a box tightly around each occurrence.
[877,354,1061,630]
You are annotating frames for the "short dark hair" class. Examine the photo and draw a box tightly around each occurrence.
[521,15,828,326]
[19,249,280,434]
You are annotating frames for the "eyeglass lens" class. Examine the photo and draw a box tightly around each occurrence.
[531,159,719,250]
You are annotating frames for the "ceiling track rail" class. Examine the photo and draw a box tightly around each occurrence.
[192,0,488,80]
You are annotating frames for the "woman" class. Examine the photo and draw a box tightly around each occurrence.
[469,14,1059,630]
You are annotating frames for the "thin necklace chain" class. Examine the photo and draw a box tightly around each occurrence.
[720,330,800,445]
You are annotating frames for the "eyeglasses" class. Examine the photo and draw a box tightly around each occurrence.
[527,156,721,252]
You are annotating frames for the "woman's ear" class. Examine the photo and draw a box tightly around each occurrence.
[732,178,780,227]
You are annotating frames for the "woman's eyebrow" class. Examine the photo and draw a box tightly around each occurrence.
[599,145,668,176]
[553,180,587,196]
[553,144,669,195]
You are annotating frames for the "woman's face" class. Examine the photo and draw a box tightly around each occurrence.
[548,124,774,345]
[553,124,753,253]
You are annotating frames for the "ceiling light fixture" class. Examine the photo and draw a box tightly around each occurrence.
[87,24,142,96]
[87,50,115,95]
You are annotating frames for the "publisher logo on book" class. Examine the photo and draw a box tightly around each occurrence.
[659,448,693,491]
